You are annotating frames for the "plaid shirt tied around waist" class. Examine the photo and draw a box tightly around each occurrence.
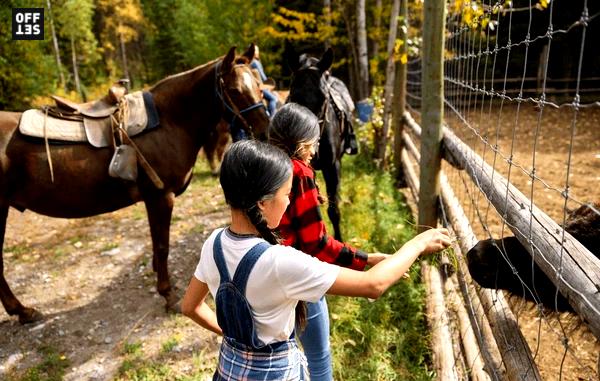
[214,337,309,381]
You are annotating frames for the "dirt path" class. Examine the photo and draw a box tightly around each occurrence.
[0,166,226,380]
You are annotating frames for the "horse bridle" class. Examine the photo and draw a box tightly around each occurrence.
[215,60,265,138]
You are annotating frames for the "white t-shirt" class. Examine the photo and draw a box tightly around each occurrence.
[194,228,340,345]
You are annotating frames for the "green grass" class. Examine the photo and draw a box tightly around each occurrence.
[191,157,219,186]
[122,341,143,356]
[4,243,31,261]
[101,242,120,252]
[130,204,147,221]
[321,151,434,381]
[160,336,180,354]
[4,346,70,381]
[117,359,173,381]
[115,340,214,381]
[67,235,88,245]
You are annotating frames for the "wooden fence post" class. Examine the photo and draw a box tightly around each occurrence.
[418,0,446,231]
[393,0,409,187]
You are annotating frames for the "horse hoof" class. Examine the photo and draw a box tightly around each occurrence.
[163,291,181,314]
[18,308,44,325]
[165,299,182,315]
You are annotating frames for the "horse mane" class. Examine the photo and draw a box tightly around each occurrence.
[149,55,250,94]
[149,58,221,92]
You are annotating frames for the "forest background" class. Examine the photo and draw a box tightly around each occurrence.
[0,0,422,111]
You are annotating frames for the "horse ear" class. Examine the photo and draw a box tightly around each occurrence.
[243,43,255,61]
[222,46,237,74]
[317,48,334,73]
[285,45,301,73]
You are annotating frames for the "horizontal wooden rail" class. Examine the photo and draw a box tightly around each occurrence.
[423,262,459,380]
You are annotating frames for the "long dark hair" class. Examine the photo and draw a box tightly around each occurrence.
[220,140,291,244]
[268,102,320,159]
[268,102,327,204]
[220,140,307,327]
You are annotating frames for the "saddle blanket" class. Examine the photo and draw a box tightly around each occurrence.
[18,91,159,148]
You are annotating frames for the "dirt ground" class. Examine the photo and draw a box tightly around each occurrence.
[0,165,226,380]
[442,104,600,380]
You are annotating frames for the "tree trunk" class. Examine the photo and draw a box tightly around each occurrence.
[71,37,84,101]
[324,0,331,50]
[119,22,131,91]
[341,3,361,100]
[375,0,401,167]
[47,0,65,90]
[356,0,369,100]
[392,0,409,186]
[372,0,383,86]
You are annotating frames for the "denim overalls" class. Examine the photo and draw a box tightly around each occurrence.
[212,230,308,381]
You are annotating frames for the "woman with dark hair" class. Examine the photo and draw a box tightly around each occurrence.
[182,139,451,380]
[269,103,387,380]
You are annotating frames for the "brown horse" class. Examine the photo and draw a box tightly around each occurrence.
[0,46,269,324]
[202,90,291,176]
[203,119,231,176]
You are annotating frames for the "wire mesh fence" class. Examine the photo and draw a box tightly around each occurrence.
[403,0,600,379]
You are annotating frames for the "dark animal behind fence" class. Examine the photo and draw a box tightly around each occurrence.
[0,46,269,324]
[286,48,356,241]
[466,203,600,312]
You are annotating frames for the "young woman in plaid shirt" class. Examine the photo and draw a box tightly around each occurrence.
[182,140,450,380]
[268,103,391,380]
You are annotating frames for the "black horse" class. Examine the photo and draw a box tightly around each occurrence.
[287,48,357,241]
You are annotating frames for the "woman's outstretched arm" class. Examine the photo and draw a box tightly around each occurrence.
[182,277,223,335]
[327,228,451,299]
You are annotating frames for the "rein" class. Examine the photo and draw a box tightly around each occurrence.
[215,61,265,138]
[317,76,332,138]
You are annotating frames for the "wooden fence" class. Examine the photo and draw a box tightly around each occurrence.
[393,0,600,379]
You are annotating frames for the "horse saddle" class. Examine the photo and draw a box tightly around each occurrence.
[326,76,355,116]
[18,91,159,148]
[325,76,358,155]
[51,81,127,118]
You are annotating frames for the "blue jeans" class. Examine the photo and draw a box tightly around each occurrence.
[262,89,278,117]
[298,296,333,381]
[230,123,248,142]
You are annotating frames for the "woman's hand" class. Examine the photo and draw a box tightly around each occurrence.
[367,252,390,266]
[411,228,452,255]
[329,228,450,299]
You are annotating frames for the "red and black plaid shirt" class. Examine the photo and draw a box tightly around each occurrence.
[278,159,368,270]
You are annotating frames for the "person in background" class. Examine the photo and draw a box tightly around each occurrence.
[182,139,451,380]
[267,103,394,380]
[250,44,278,118]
